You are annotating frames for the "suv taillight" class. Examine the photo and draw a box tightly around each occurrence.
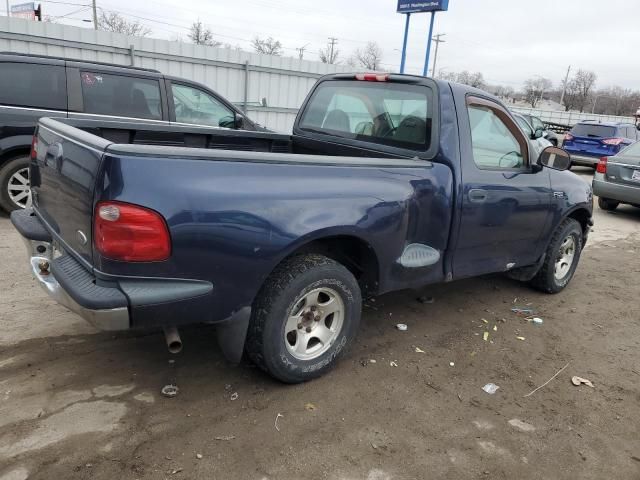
[94,201,171,262]
[596,157,608,174]
[602,137,624,146]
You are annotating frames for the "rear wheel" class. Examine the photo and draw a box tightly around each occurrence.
[530,218,583,294]
[0,156,31,212]
[246,254,361,383]
[598,197,619,211]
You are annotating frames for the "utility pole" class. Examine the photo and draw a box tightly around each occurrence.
[296,44,309,60]
[92,0,98,30]
[559,65,571,107]
[328,37,338,64]
[430,33,446,77]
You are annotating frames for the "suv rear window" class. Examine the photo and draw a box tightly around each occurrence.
[81,71,162,120]
[0,62,66,110]
[570,124,616,138]
[299,80,433,151]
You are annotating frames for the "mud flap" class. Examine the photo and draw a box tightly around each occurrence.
[216,306,251,364]
[506,254,546,282]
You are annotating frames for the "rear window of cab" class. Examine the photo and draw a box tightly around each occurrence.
[299,80,434,151]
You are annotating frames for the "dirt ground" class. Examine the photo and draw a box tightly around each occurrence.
[1,168,639,480]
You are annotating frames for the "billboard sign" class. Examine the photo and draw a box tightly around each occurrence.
[11,2,36,19]
[397,0,449,13]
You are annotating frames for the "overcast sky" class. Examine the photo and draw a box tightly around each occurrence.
[6,0,638,90]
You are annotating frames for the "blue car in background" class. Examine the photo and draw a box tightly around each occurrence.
[563,121,639,168]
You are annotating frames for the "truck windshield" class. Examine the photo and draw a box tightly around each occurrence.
[299,80,433,150]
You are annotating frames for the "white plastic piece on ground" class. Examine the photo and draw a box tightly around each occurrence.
[396,324,408,331]
[482,383,500,395]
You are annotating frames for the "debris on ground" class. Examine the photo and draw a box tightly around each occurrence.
[512,308,534,315]
[369,359,377,364]
[305,402,317,411]
[171,468,183,475]
[516,336,526,341]
[493,325,498,331]
[508,419,536,432]
[161,384,179,398]
[571,376,595,388]
[230,392,239,401]
[523,362,570,397]
[390,361,398,367]
[214,436,236,441]
[482,383,500,395]
[449,362,455,367]
[481,318,488,324]
[417,296,434,304]
[531,317,544,325]
[274,413,283,432]
[415,347,425,353]
[483,331,489,342]
[196,453,203,459]
[396,323,408,331]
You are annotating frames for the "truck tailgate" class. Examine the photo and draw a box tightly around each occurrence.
[32,118,112,266]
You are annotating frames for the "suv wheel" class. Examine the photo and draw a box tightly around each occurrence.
[598,197,619,211]
[0,156,31,212]
[246,254,361,383]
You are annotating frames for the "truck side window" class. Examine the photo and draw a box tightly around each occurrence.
[299,80,432,151]
[171,84,236,128]
[0,63,66,110]
[467,103,527,169]
[80,71,162,120]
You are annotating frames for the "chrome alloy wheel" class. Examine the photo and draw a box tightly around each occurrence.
[8,167,32,209]
[554,235,576,280]
[284,287,345,361]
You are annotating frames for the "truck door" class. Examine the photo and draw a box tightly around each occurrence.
[453,96,552,278]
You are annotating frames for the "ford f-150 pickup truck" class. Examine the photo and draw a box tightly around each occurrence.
[11,73,593,383]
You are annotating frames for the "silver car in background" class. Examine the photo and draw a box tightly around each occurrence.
[593,141,640,211]
[512,112,552,156]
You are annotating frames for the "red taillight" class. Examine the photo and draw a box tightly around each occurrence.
[564,133,574,142]
[355,73,389,82]
[596,157,608,174]
[30,135,38,160]
[602,137,624,146]
[94,201,171,262]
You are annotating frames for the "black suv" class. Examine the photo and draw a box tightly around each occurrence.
[0,52,263,212]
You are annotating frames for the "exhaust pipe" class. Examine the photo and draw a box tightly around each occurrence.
[164,327,183,354]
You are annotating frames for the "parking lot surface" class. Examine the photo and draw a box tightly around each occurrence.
[1,168,639,480]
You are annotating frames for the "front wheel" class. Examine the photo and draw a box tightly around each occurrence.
[530,218,583,294]
[0,156,31,212]
[246,254,361,383]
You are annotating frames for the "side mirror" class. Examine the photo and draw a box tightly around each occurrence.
[235,115,245,130]
[534,128,544,139]
[538,146,571,171]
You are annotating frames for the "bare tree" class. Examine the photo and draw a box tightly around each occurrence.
[456,71,485,89]
[523,76,553,108]
[188,21,221,47]
[353,42,384,70]
[97,11,151,37]
[573,69,597,112]
[252,37,283,56]
[318,40,340,64]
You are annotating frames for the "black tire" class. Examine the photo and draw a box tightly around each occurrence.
[598,197,619,211]
[246,254,361,383]
[530,218,583,294]
[0,155,30,213]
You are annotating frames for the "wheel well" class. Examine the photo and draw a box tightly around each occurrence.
[285,236,380,295]
[0,147,30,168]
[567,208,592,237]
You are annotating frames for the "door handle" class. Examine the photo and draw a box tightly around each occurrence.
[468,189,488,203]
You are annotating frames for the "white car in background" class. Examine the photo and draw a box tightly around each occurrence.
[513,112,552,156]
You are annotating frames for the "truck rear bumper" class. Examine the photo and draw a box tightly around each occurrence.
[593,175,640,205]
[10,208,214,332]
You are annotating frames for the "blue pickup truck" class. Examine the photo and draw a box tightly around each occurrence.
[11,73,593,383]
